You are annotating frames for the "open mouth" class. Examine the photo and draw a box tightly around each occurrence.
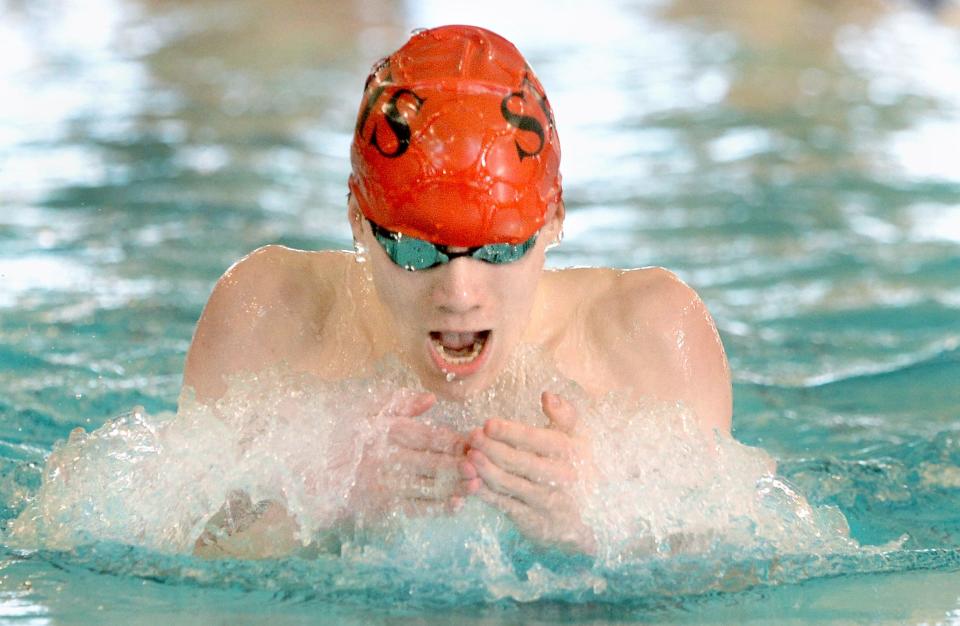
[428,330,492,376]
[429,330,490,364]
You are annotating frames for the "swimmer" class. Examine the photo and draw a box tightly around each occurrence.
[184,25,731,558]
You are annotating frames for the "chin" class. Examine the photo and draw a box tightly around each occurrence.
[428,372,493,401]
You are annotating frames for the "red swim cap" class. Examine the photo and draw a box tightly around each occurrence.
[349,25,562,247]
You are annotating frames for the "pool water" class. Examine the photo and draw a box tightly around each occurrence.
[2,0,960,623]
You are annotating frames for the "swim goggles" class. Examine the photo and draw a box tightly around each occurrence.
[368,219,538,271]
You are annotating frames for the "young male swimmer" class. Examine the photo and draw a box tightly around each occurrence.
[184,25,731,557]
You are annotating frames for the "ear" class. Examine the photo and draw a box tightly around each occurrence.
[552,199,566,225]
[543,200,565,245]
[346,184,365,242]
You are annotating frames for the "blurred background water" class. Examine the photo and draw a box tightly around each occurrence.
[1,0,959,623]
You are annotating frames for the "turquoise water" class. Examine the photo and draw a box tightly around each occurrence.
[2,0,960,623]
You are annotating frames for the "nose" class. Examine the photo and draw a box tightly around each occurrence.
[430,256,486,315]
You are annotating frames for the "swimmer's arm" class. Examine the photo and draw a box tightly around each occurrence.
[607,268,732,435]
[667,273,732,435]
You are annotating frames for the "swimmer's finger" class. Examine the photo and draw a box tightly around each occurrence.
[475,486,532,525]
[468,430,572,486]
[481,418,570,459]
[541,392,577,434]
[468,449,546,508]
[393,476,439,499]
[388,417,467,455]
[389,447,463,479]
[460,458,479,480]
[462,476,482,494]
[383,391,437,419]
[394,474,464,501]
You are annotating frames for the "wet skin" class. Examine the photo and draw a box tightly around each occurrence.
[184,201,732,557]
[351,204,555,401]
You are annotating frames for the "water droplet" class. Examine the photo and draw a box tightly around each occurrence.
[354,240,367,263]
[445,372,456,382]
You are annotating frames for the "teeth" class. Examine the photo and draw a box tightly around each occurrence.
[432,337,485,364]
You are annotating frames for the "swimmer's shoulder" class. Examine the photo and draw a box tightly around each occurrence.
[194,244,348,331]
[559,266,732,434]
[547,265,691,317]
[550,266,702,344]
[183,245,353,402]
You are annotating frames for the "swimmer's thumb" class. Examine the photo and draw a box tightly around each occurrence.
[541,391,576,434]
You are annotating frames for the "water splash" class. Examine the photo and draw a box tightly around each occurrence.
[2,346,898,602]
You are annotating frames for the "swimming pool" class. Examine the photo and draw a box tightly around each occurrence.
[2,0,959,623]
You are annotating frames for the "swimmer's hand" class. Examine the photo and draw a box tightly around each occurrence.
[194,491,302,559]
[462,391,597,555]
[349,391,472,521]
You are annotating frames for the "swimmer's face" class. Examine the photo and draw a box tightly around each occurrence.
[350,200,564,399]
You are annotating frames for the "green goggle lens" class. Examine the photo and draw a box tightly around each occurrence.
[368,220,537,271]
